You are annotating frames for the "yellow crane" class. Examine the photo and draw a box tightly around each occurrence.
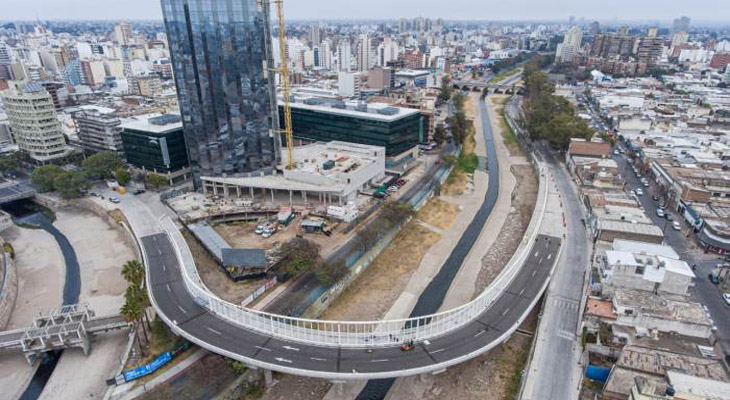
[267,0,295,170]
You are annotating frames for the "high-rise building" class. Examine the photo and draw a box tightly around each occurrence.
[673,16,691,33]
[671,32,689,49]
[338,72,361,97]
[161,0,280,186]
[588,21,601,35]
[1,83,73,163]
[114,21,134,46]
[70,105,124,155]
[308,23,323,47]
[337,40,352,72]
[356,34,373,72]
[556,26,583,64]
[637,36,663,68]
[377,38,399,67]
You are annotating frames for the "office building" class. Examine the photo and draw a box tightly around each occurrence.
[121,113,190,183]
[129,74,162,97]
[637,36,663,68]
[161,0,280,187]
[279,99,423,156]
[556,26,583,64]
[114,21,134,46]
[70,105,124,155]
[1,83,73,163]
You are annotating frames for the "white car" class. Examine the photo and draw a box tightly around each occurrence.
[656,208,665,217]
[634,188,644,196]
[672,221,681,231]
[723,293,730,306]
[108,196,120,204]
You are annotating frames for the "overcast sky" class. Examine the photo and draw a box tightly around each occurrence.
[3,0,728,23]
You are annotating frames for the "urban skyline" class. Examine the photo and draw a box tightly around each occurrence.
[2,0,729,23]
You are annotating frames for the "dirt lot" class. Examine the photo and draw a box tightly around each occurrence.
[241,374,332,400]
[318,222,441,321]
[417,198,460,231]
[214,216,348,258]
[182,229,264,304]
[473,164,538,296]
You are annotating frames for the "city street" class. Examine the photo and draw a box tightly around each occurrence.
[613,147,730,351]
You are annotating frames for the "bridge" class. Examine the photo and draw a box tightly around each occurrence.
[0,180,36,205]
[117,145,565,379]
[0,304,129,364]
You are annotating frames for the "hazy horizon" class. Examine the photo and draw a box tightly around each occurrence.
[2,0,728,24]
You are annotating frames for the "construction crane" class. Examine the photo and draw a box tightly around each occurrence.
[265,0,295,170]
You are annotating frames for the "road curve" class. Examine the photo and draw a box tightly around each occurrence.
[140,228,560,379]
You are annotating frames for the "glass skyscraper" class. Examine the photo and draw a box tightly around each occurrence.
[161,0,280,186]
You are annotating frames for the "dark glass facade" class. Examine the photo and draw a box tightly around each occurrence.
[121,122,189,174]
[281,105,423,156]
[161,0,279,186]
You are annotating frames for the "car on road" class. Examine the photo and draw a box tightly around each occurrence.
[642,181,649,187]
[109,196,120,204]
[656,208,665,217]
[634,188,644,196]
[672,221,681,231]
[132,189,146,195]
[613,150,619,155]
[724,293,730,306]
[652,195,660,202]
[665,214,674,221]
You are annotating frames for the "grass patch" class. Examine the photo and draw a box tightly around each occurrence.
[501,344,529,400]
[457,153,479,174]
[499,109,522,156]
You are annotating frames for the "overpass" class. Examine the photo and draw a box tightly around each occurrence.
[119,150,564,379]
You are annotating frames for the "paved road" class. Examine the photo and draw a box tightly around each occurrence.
[357,96,501,398]
[521,143,588,400]
[613,148,730,350]
[142,231,560,379]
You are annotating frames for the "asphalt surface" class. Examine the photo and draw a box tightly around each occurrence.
[357,96,500,398]
[613,148,730,350]
[521,142,588,400]
[143,228,560,379]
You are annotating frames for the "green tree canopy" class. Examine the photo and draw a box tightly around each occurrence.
[82,152,124,180]
[53,170,90,199]
[115,167,131,186]
[433,125,447,144]
[0,155,18,174]
[276,238,322,278]
[31,165,64,192]
[145,173,167,189]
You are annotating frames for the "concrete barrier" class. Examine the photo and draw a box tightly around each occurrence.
[0,246,18,330]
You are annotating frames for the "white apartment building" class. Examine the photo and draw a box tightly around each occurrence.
[1,83,73,163]
[69,105,124,155]
[556,26,583,64]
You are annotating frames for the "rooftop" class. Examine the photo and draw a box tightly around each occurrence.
[613,289,711,326]
[616,345,728,382]
[568,139,613,158]
[284,98,421,122]
[120,113,182,134]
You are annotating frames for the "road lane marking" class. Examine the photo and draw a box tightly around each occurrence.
[502,308,510,316]
[177,305,187,314]
[519,288,525,296]
[283,345,300,351]
[162,261,166,272]
[310,357,327,361]
[275,357,292,364]
[431,348,445,354]
[534,252,539,258]
[207,327,222,335]
[371,359,389,363]
[532,269,538,277]
[539,257,544,264]
[547,253,552,260]
[166,284,171,292]
[474,330,486,337]
[255,346,272,352]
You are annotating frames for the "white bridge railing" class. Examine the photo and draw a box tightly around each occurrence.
[159,164,549,348]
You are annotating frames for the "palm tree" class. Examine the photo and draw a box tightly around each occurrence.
[121,260,144,287]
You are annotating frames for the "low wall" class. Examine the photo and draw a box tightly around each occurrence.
[0,245,18,330]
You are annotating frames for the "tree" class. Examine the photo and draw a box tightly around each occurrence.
[275,238,322,277]
[145,173,168,190]
[438,76,452,102]
[433,126,447,145]
[315,261,348,286]
[31,165,63,192]
[115,167,131,186]
[122,260,145,287]
[0,155,18,174]
[82,152,123,180]
[53,170,89,199]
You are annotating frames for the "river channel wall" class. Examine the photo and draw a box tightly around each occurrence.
[0,243,18,330]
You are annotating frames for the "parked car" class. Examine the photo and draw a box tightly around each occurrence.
[723,293,730,306]
[659,203,668,210]
[634,188,643,196]
[672,221,681,231]
[132,189,146,195]
[656,208,665,217]
[108,196,120,204]
[652,195,660,202]
[665,214,674,221]
[613,150,619,155]
[255,225,265,235]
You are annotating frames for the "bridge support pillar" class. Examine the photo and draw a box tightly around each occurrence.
[263,369,273,388]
